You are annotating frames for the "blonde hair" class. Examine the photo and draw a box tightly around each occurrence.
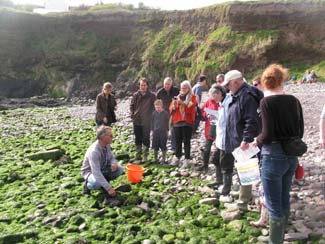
[154,99,163,106]
[261,64,289,90]
[180,80,192,91]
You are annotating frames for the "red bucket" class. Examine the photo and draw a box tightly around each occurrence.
[126,164,144,183]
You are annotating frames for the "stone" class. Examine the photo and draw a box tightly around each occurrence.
[92,209,107,218]
[284,232,309,241]
[220,209,241,222]
[227,220,243,231]
[137,202,149,212]
[261,229,269,236]
[208,208,219,215]
[163,234,175,242]
[163,179,171,185]
[27,149,65,161]
[199,198,218,205]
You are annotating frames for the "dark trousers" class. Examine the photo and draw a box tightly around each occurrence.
[203,139,218,164]
[214,149,234,175]
[133,124,150,148]
[174,125,192,159]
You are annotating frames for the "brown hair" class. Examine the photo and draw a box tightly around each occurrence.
[139,77,149,86]
[103,82,112,90]
[261,64,289,90]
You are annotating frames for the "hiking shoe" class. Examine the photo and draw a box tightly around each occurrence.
[83,182,91,196]
[170,156,180,166]
[115,184,131,192]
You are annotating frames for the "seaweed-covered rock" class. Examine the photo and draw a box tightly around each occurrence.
[27,149,65,161]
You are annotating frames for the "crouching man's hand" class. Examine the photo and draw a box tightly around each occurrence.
[107,187,116,197]
[111,163,117,172]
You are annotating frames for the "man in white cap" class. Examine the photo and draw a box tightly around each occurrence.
[221,70,264,210]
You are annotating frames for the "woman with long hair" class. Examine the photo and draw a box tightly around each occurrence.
[253,64,304,244]
[169,80,197,169]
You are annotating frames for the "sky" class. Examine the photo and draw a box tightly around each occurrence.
[11,0,251,10]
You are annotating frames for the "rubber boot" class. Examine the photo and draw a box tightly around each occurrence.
[207,165,223,188]
[221,173,232,196]
[136,145,142,161]
[83,181,91,196]
[143,146,149,162]
[161,150,167,164]
[283,209,290,238]
[269,216,285,244]
[154,150,159,162]
[237,185,252,211]
[250,205,269,227]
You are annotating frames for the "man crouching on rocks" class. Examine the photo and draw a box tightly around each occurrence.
[81,126,125,202]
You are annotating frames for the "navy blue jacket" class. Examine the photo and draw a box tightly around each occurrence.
[225,82,264,153]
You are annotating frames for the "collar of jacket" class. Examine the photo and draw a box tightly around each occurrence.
[232,82,248,98]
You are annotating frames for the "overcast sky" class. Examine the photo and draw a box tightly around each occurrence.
[11,0,252,10]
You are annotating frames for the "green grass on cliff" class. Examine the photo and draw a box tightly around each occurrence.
[138,25,279,84]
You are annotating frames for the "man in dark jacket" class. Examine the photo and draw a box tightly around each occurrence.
[156,77,180,111]
[130,78,156,162]
[221,70,263,210]
[156,77,179,152]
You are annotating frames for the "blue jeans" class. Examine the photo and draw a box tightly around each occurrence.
[87,165,124,190]
[261,143,298,219]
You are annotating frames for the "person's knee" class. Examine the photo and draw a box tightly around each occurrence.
[87,175,101,190]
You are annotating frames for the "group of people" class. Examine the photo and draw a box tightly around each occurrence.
[80,63,325,244]
[300,70,319,83]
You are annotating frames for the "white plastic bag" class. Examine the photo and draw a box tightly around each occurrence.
[235,158,260,185]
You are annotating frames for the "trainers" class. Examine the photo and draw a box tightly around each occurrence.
[180,159,190,170]
[170,156,180,166]
[207,181,222,189]
[83,182,91,196]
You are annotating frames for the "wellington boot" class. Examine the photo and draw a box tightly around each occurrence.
[161,150,167,164]
[83,181,91,196]
[154,150,159,162]
[143,146,149,162]
[221,173,232,196]
[269,216,285,244]
[135,145,142,161]
[215,164,223,185]
[239,184,252,203]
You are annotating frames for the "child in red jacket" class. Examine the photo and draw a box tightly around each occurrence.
[199,86,225,173]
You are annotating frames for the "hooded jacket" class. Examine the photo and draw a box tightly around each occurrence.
[225,82,264,153]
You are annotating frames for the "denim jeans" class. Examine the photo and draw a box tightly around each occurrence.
[261,143,298,219]
[87,165,124,190]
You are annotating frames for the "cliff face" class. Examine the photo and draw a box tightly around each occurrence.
[0,1,324,98]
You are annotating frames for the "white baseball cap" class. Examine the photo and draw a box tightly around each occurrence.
[221,70,243,86]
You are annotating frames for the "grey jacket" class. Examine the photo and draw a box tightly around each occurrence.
[81,140,116,190]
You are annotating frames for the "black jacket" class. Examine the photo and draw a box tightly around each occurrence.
[225,82,264,153]
[156,86,180,111]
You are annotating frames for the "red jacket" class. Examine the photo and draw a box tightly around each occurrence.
[169,95,197,125]
[201,98,220,140]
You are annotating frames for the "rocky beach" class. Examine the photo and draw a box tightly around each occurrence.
[0,83,324,243]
